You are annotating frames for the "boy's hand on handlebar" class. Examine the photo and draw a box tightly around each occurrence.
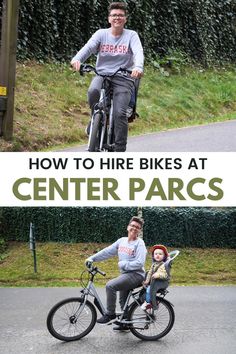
[131,69,143,79]
[71,60,81,71]
[85,258,93,268]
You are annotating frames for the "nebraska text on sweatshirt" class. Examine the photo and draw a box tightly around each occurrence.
[71,28,144,75]
[90,237,147,277]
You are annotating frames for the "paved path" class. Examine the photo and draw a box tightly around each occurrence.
[0,287,235,354]
[60,120,236,152]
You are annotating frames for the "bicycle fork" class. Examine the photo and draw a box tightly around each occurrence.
[89,88,108,151]
[107,100,114,146]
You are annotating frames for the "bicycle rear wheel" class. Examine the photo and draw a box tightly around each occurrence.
[128,297,175,341]
[47,297,97,341]
[88,112,102,152]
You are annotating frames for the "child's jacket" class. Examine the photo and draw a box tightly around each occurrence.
[146,261,170,284]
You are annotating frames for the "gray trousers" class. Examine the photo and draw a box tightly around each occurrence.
[88,75,134,152]
[105,272,144,315]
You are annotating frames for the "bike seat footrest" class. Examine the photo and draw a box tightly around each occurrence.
[157,289,169,296]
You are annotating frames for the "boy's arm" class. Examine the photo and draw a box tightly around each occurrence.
[130,32,144,78]
[89,239,120,262]
[118,241,147,271]
[71,30,101,65]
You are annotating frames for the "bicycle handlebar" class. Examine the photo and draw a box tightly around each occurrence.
[86,263,106,277]
[79,64,96,76]
[96,267,106,277]
[79,64,132,77]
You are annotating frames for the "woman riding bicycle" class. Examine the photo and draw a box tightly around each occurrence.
[85,216,147,330]
[71,2,144,152]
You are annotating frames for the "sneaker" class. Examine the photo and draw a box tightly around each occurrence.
[96,314,116,325]
[141,302,152,311]
[113,323,130,332]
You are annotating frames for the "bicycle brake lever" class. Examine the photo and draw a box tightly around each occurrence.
[85,260,93,268]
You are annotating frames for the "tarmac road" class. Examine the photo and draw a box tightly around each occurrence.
[59,120,236,152]
[0,286,235,354]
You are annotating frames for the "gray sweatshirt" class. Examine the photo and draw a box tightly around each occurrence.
[71,28,144,75]
[90,237,147,277]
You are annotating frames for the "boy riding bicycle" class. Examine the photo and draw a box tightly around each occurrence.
[85,216,147,330]
[71,2,144,152]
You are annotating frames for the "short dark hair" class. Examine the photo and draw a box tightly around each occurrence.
[108,2,127,15]
[129,216,144,228]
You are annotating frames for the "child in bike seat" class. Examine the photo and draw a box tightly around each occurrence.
[141,245,170,310]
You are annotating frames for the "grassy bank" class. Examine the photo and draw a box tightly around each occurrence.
[0,62,235,151]
[0,242,235,287]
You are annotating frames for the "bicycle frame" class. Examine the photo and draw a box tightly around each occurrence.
[80,280,106,315]
[79,251,180,327]
[47,259,178,342]
[118,289,161,327]
[79,274,156,327]
[80,64,132,152]
[88,85,113,152]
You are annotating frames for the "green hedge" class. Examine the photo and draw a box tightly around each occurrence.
[1,207,137,243]
[143,207,236,248]
[1,0,235,63]
[1,207,235,248]
[0,208,7,254]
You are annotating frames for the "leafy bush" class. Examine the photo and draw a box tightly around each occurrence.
[1,207,137,243]
[143,207,236,248]
[0,238,6,254]
[1,207,236,248]
[0,0,235,64]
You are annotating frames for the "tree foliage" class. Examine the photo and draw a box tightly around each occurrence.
[0,0,235,64]
[1,207,235,248]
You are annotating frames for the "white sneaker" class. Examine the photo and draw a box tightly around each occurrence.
[141,301,150,310]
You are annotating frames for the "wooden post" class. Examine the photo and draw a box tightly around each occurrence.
[29,223,37,273]
[137,206,143,239]
[0,0,20,139]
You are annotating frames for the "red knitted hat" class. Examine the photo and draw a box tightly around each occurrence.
[151,244,169,259]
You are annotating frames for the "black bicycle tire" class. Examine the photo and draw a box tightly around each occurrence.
[46,297,97,342]
[128,297,175,341]
[88,112,102,152]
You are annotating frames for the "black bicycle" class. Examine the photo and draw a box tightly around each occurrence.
[80,64,136,152]
[47,250,179,342]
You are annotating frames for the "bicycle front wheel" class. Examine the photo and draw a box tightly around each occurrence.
[128,298,175,341]
[47,297,97,341]
[88,112,102,152]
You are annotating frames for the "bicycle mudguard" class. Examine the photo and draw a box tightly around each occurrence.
[157,296,174,308]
